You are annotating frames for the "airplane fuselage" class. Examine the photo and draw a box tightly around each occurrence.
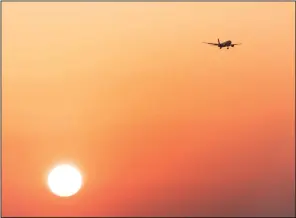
[219,40,232,48]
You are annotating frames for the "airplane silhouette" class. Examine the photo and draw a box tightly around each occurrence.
[203,38,242,49]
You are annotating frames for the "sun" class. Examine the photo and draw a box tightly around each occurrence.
[47,164,83,197]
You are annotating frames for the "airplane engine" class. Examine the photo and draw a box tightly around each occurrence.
[231,45,234,47]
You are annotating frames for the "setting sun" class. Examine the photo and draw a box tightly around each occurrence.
[47,164,82,197]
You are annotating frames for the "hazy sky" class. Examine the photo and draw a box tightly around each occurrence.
[2,2,295,217]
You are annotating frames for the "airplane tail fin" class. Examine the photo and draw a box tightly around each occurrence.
[218,38,220,45]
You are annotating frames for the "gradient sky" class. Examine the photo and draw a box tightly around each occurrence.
[2,2,295,217]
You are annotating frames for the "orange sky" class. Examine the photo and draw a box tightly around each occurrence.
[2,2,295,217]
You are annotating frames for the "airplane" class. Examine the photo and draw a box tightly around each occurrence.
[203,38,242,49]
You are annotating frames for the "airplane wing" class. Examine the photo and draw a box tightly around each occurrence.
[232,43,242,46]
[202,42,219,46]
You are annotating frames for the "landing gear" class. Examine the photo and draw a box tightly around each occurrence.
[227,47,229,49]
